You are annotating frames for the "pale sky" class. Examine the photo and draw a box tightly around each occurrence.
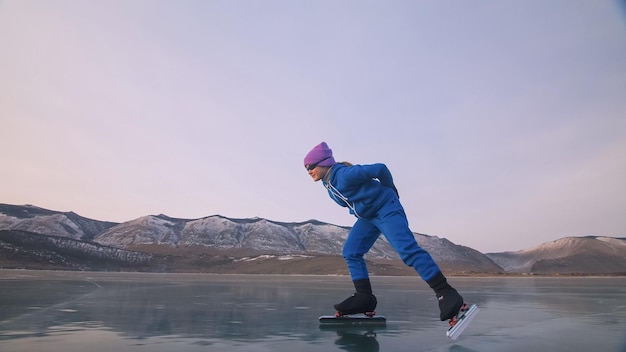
[1,0,625,253]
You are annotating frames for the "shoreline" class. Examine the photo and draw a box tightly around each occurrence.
[1,268,624,279]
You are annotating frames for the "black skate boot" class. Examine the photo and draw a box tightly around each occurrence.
[334,279,377,316]
[427,272,464,321]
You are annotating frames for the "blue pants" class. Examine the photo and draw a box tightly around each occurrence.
[343,199,441,282]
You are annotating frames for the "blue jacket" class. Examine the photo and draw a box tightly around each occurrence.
[322,163,398,219]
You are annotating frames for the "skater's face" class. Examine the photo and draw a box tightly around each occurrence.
[306,164,329,182]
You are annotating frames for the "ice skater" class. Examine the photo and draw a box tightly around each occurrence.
[304,141,465,323]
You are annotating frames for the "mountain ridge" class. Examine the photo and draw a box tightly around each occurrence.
[486,236,626,274]
[1,203,624,275]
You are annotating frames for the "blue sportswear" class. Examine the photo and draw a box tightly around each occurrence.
[322,163,441,282]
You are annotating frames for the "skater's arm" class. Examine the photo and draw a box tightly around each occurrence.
[342,163,398,193]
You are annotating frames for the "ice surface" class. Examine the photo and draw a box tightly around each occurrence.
[0,271,625,352]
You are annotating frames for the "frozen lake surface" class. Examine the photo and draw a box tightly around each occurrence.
[1,270,625,352]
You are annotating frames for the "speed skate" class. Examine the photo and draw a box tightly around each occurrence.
[446,303,479,340]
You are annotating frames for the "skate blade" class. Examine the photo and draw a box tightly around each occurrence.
[319,315,386,326]
[446,304,479,340]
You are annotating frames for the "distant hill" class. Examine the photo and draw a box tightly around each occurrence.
[0,229,153,271]
[2,203,624,275]
[486,236,626,274]
[0,204,116,241]
[0,204,500,274]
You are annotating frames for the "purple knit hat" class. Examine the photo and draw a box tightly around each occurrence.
[304,142,336,167]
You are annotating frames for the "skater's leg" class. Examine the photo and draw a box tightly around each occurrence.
[335,220,380,315]
[374,204,440,281]
[375,202,463,321]
[342,219,381,281]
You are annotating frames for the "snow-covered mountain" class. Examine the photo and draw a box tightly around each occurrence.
[92,213,499,271]
[2,203,624,274]
[94,214,397,257]
[0,204,500,273]
[486,236,626,274]
[0,204,116,240]
[0,229,153,271]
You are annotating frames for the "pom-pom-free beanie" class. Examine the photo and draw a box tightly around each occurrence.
[304,142,336,167]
